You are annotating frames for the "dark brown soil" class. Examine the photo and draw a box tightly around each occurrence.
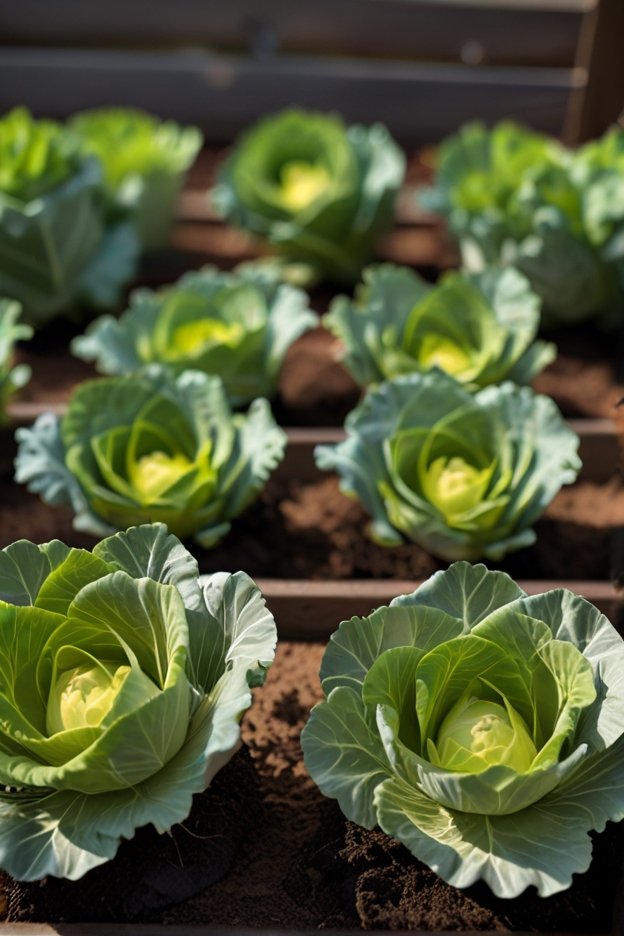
[205,475,623,583]
[3,643,622,931]
[2,468,621,584]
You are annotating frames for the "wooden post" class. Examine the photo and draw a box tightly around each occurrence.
[565,0,624,143]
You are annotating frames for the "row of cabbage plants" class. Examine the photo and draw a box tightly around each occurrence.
[9,259,575,560]
[0,105,622,909]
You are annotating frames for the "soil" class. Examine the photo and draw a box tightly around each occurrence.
[4,643,623,931]
[4,471,619,584]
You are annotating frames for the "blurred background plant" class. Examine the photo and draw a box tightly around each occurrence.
[0,298,31,421]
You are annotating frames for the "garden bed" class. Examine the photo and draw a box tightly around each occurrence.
[2,147,624,934]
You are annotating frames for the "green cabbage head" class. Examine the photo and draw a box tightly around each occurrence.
[325,263,555,390]
[0,298,32,420]
[0,108,138,328]
[315,371,580,560]
[213,108,406,285]
[0,522,276,880]
[70,107,203,251]
[424,121,624,328]
[302,562,624,897]
[71,264,316,406]
[15,367,286,546]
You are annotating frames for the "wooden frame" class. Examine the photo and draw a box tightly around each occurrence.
[1,0,611,143]
[2,0,589,68]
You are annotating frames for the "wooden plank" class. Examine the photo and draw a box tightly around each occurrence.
[256,578,621,638]
[564,0,624,142]
[0,48,583,144]
[0,0,588,68]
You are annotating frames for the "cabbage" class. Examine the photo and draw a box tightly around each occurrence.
[302,562,624,897]
[0,522,276,880]
[315,371,580,560]
[0,108,138,328]
[213,109,405,285]
[425,121,624,327]
[71,264,316,406]
[15,368,286,546]
[325,263,555,389]
[70,108,202,251]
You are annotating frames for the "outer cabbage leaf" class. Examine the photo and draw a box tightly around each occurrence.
[71,264,316,406]
[213,108,405,285]
[302,562,624,898]
[315,371,580,561]
[15,368,286,546]
[0,523,276,881]
[325,264,555,389]
[70,107,203,251]
[0,109,139,328]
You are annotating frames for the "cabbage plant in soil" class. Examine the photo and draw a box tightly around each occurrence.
[325,263,555,390]
[0,522,277,881]
[14,367,286,546]
[302,562,624,898]
[315,370,580,561]
[70,107,203,252]
[0,108,138,328]
[71,264,317,406]
[423,121,624,328]
[213,108,406,285]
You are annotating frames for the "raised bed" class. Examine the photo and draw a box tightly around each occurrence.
[2,148,624,933]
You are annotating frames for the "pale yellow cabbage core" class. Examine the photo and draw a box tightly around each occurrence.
[129,451,193,502]
[436,697,537,772]
[279,160,331,211]
[417,335,472,378]
[171,318,245,355]
[47,662,130,734]
[424,456,490,519]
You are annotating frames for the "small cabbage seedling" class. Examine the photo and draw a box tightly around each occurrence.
[0,108,138,328]
[15,367,286,546]
[302,562,624,898]
[315,371,580,561]
[213,108,406,285]
[70,107,203,251]
[71,264,317,406]
[0,522,276,880]
[325,263,555,390]
[423,120,624,328]
[0,299,32,421]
